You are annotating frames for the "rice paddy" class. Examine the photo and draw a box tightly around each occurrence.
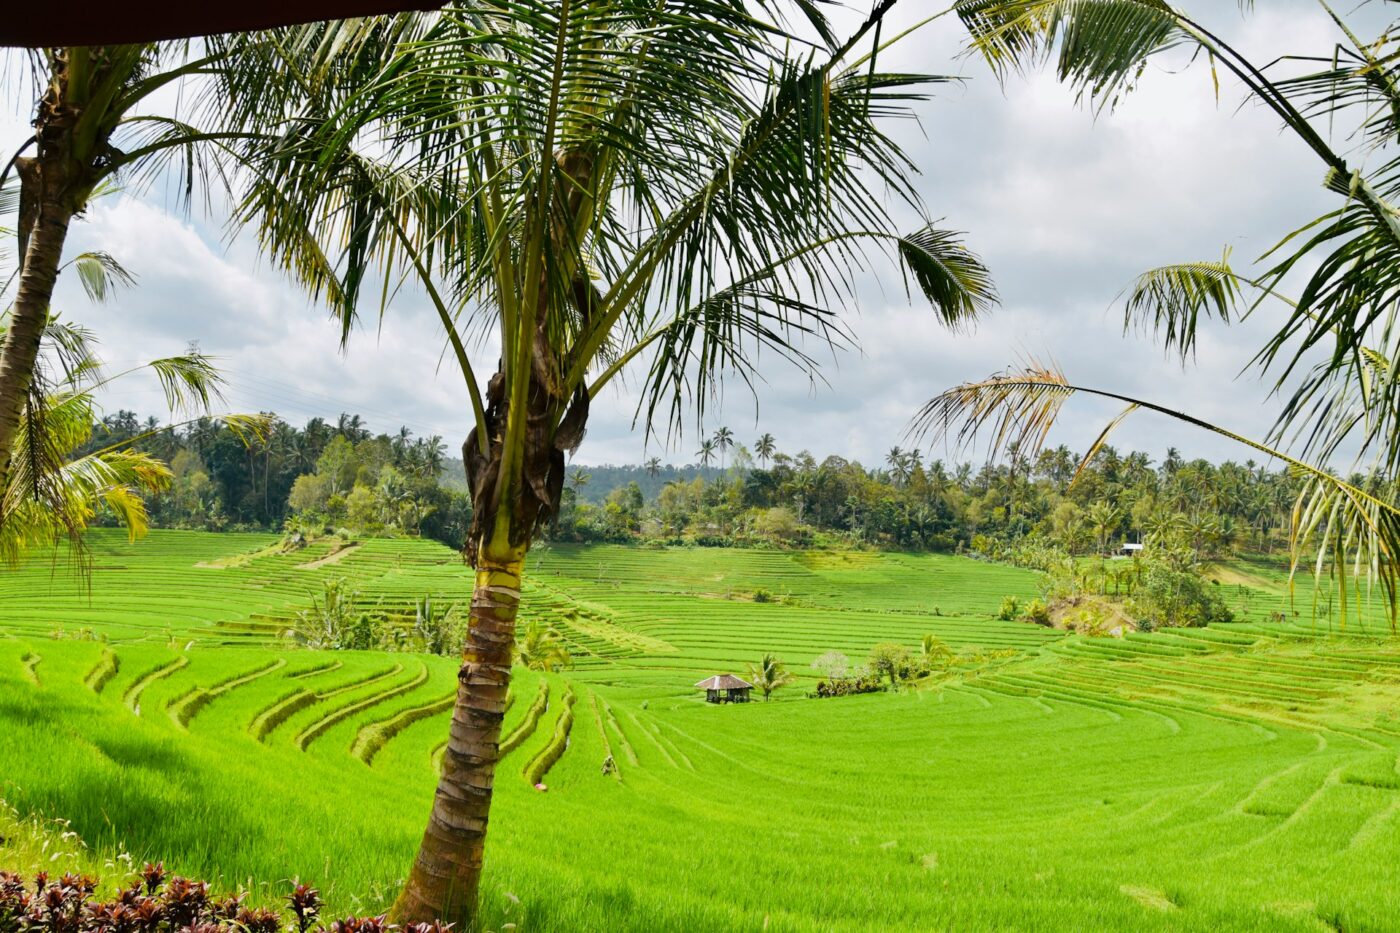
[3,530,1400,930]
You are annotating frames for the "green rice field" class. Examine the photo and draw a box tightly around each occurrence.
[3,530,1400,930]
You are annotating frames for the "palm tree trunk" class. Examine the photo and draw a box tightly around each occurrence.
[0,164,75,493]
[392,532,527,927]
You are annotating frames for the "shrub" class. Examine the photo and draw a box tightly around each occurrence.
[810,651,850,680]
[867,644,929,687]
[287,580,384,651]
[812,674,884,698]
[1129,564,1234,629]
[0,866,454,933]
[1023,598,1052,627]
[752,588,774,603]
[997,595,1020,621]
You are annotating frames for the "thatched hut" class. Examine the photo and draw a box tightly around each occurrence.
[695,673,752,704]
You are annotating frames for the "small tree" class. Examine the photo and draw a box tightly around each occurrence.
[868,643,912,688]
[811,650,850,681]
[747,653,795,701]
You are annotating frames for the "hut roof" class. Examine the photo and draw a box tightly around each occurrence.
[695,674,752,690]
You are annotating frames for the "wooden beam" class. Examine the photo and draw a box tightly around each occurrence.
[1,1,447,47]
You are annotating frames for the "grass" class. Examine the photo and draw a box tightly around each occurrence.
[1,530,1399,930]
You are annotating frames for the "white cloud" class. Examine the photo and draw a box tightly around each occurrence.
[11,1,1370,472]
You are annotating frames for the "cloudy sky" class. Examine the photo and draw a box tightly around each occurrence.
[9,2,1373,469]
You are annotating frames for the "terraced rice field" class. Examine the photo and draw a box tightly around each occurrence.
[3,530,1400,931]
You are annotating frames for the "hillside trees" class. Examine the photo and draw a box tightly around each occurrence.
[237,1,998,923]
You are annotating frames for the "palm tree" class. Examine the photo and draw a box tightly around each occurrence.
[948,0,1400,623]
[242,4,995,923]
[514,620,572,673]
[885,446,907,486]
[1085,501,1122,555]
[921,634,953,667]
[0,40,292,499]
[567,468,591,493]
[0,315,244,565]
[754,433,776,468]
[746,653,795,701]
[713,426,734,469]
[696,439,718,468]
[644,457,662,479]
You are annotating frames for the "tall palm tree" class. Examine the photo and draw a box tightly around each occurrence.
[0,41,290,498]
[696,439,718,468]
[644,456,662,479]
[754,433,776,468]
[885,445,906,485]
[240,3,995,923]
[713,426,734,469]
[746,652,795,701]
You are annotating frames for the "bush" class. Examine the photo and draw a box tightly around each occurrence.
[0,865,454,933]
[812,674,885,698]
[1023,598,1052,626]
[867,643,930,687]
[997,595,1020,621]
[752,588,774,603]
[1129,564,1234,629]
[810,651,850,680]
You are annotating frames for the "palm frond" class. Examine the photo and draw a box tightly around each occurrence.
[911,359,1400,629]
[1122,251,1241,361]
[148,352,226,413]
[897,225,997,326]
[957,0,1184,108]
[65,251,136,304]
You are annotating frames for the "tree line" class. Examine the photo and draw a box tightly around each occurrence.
[90,411,1314,565]
[536,435,1312,561]
[83,410,471,548]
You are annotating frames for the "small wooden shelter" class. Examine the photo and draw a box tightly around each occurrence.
[696,673,752,704]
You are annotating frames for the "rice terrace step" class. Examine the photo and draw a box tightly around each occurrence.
[3,530,1400,930]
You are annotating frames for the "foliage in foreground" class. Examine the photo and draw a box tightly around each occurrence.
[0,864,451,933]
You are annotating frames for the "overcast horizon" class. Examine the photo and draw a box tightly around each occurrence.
[7,2,1373,472]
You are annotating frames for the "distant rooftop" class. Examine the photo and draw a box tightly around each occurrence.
[695,674,752,691]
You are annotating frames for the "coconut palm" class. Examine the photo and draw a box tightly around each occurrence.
[0,39,301,498]
[1086,501,1122,554]
[238,3,996,923]
[0,314,244,566]
[713,426,734,469]
[696,439,718,468]
[746,652,795,701]
[754,433,776,468]
[644,457,662,479]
